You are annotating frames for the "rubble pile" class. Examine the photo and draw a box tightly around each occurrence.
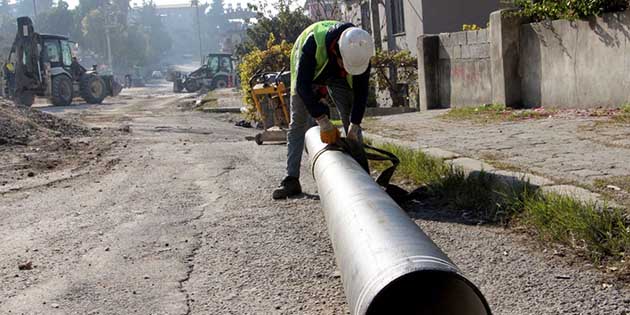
[0,100,88,146]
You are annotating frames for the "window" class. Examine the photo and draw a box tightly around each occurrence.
[43,40,60,63]
[207,56,219,72]
[219,56,232,72]
[391,0,405,35]
[61,40,72,67]
[360,2,371,34]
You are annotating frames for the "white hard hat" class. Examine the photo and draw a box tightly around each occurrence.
[338,27,375,75]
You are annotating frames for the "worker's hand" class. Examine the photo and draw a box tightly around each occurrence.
[347,123,362,143]
[316,116,340,144]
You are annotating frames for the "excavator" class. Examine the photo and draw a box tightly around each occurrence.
[2,16,121,106]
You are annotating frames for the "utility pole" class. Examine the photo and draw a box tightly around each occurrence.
[192,0,203,65]
[105,8,115,75]
[105,27,113,74]
[369,0,381,51]
[32,0,37,16]
[383,0,400,106]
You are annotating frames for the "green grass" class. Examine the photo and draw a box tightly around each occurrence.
[522,193,630,262]
[369,141,630,264]
[370,143,450,184]
[613,104,630,124]
[441,104,553,123]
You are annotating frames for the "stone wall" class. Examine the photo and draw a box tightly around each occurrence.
[418,9,630,110]
[436,30,492,107]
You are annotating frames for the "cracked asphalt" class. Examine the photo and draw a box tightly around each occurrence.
[0,85,345,314]
[1,84,628,315]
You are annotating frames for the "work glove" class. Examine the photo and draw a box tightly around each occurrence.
[316,115,340,144]
[347,123,362,143]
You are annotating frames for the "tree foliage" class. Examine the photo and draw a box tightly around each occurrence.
[36,1,75,36]
[235,0,311,57]
[239,34,292,120]
[512,0,629,21]
[0,0,171,74]
[371,50,418,107]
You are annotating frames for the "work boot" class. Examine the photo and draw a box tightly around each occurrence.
[272,176,302,199]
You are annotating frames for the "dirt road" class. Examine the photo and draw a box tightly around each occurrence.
[0,84,628,314]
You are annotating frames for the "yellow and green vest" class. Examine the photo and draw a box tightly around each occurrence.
[290,20,353,95]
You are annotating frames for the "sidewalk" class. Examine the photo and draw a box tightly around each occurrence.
[363,109,630,207]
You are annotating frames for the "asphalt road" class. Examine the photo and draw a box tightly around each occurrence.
[0,84,628,315]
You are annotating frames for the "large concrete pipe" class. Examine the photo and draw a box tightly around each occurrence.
[305,127,492,315]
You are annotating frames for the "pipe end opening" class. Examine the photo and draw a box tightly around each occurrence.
[366,270,491,315]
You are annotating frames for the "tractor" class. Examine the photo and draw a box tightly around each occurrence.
[2,17,121,107]
[167,53,236,93]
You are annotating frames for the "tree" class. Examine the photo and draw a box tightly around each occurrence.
[36,1,75,37]
[15,0,34,17]
[136,1,171,65]
[235,0,311,56]
[200,0,229,52]
[0,0,10,16]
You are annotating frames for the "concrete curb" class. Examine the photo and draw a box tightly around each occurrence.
[365,132,620,208]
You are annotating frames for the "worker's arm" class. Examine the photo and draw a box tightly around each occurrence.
[295,35,330,119]
[350,64,371,125]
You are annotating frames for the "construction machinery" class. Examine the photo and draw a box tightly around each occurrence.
[248,70,290,145]
[2,17,121,107]
[167,53,236,93]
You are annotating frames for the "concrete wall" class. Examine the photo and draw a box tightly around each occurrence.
[418,9,630,110]
[519,13,630,108]
[437,30,492,107]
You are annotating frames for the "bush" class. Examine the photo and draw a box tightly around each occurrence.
[238,34,292,121]
[462,24,482,31]
[513,0,629,21]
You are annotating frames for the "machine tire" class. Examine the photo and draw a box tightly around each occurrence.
[51,75,73,106]
[213,77,227,89]
[80,74,107,104]
[254,133,263,145]
[173,79,183,93]
[184,79,201,93]
[16,92,35,107]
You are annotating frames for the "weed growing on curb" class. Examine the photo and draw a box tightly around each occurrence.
[441,104,553,123]
[613,104,630,124]
[370,141,630,263]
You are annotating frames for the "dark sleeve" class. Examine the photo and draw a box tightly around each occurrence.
[296,35,329,119]
[350,64,371,125]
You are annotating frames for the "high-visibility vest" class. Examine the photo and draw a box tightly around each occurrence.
[290,20,352,95]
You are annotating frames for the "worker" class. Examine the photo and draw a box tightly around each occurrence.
[272,21,375,200]
[4,62,15,96]
[70,57,86,80]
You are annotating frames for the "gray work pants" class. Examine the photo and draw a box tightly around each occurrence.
[286,77,353,179]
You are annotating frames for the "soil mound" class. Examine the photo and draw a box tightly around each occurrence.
[0,100,88,145]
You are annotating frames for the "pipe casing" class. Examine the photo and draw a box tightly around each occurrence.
[305,127,491,315]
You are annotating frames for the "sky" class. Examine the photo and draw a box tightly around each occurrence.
[62,0,253,8]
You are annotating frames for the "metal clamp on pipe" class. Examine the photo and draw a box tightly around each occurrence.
[305,127,492,315]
